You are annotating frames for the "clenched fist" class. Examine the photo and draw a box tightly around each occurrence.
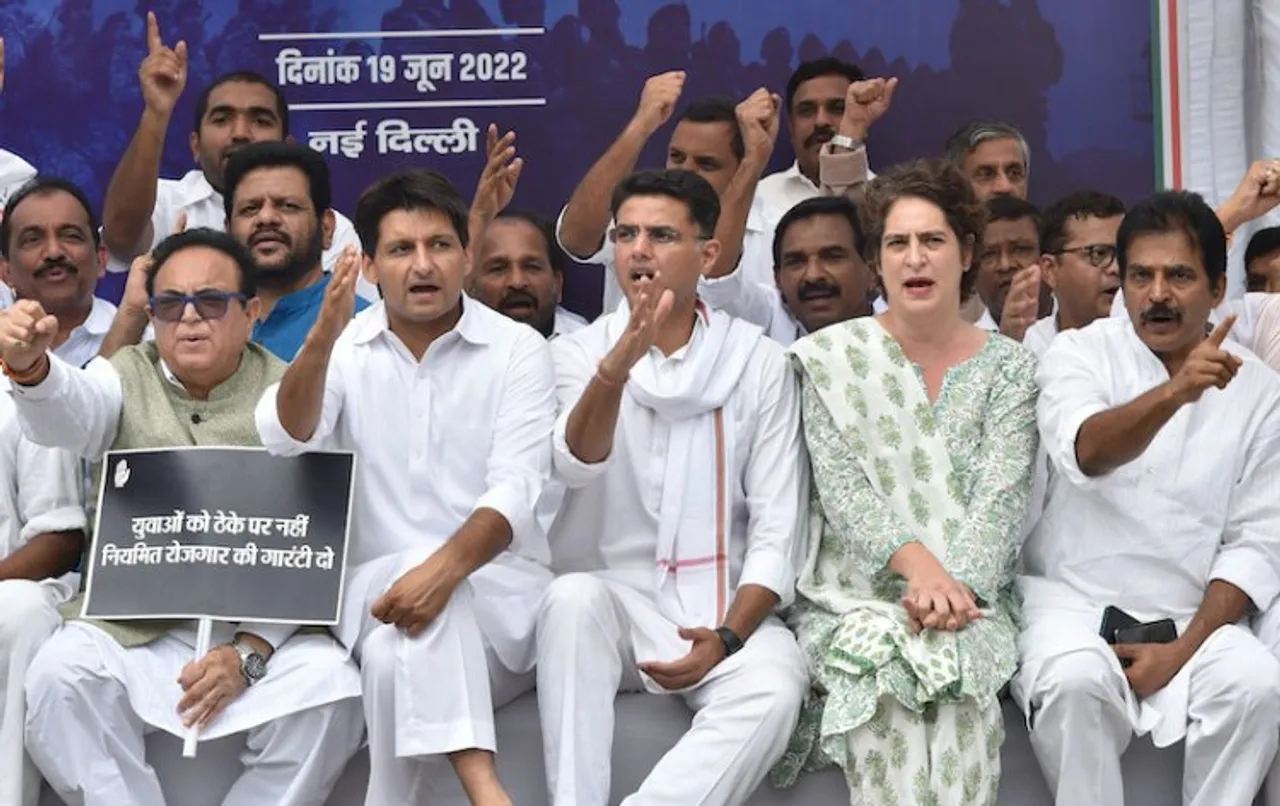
[0,300,58,375]
[632,71,686,137]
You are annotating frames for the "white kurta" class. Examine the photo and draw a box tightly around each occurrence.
[102,169,377,302]
[256,298,556,803]
[52,296,116,369]
[555,196,775,315]
[0,386,87,806]
[1022,313,1058,358]
[1014,316,1280,805]
[538,308,810,804]
[698,262,803,346]
[552,305,588,338]
[1018,314,1058,538]
[0,150,37,218]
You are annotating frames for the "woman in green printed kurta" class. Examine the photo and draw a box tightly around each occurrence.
[772,159,1039,806]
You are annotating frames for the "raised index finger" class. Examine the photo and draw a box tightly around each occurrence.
[147,11,164,54]
[1208,313,1237,347]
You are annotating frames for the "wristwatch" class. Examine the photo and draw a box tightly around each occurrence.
[229,640,268,686]
[828,133,863,151]
[715,626,744,657]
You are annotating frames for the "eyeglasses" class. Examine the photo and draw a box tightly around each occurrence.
[1056,244,1117,269]
[149,291,248,323]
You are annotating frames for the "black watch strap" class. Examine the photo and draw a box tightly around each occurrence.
[715,626,744,657]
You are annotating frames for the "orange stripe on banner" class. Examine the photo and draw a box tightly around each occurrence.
[714,408,727,624]
[1167,0,1183,188]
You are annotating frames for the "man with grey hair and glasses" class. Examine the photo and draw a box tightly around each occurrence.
[946,120,1030,201]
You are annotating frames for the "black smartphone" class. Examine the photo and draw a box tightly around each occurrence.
[1099,605,1140,644]
[1114,619,1177,646]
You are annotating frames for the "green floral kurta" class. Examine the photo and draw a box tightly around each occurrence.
[773,320,1039,787]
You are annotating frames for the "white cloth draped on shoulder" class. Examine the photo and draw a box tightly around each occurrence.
[604,300,762,631]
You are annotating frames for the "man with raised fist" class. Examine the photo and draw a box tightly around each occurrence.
[6,229,363,806]
[556,71,783,315]
[99,13,373,301]
[0,178,116,368]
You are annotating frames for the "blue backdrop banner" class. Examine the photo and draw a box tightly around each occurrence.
[0,0,1155,315]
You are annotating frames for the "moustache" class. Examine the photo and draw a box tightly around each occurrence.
[35,258,77,278]
[1140,304,1181,324]
[797,280,841,301]
[805,127,835,149]
[250,228,291,247]
[500,289,539,309]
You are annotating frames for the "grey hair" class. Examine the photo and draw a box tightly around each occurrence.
[944,121,1031,173]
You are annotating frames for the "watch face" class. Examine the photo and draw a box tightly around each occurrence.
[243,653,268,682]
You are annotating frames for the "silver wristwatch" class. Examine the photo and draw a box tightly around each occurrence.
[829,133,863,151]
[230,640,268,686]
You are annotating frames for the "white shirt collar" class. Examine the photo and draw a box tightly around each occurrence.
[158,358,185,390]
[351,295,495,347]
[174,170,221,208]
[782,160,818,192]
[82,297,116,337]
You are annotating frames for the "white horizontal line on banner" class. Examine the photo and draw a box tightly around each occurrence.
[287,98,548,111]
[259,28,545,41]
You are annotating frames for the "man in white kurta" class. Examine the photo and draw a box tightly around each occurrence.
[537,168,809,804]
[0,387,87,806]
[1013,190,1280,806]
[99,13,372,299]
[6,228,364,806]
[257,169,557,805]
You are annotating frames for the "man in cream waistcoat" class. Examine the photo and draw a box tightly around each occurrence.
[0,228,364,805]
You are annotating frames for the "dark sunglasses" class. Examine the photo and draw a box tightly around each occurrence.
[149,291,248,323]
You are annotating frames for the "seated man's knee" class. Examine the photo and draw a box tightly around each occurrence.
[0,580,58,645]
[24,627,108,707]
[1033,649,1125,711]
[1197,629,1280,717]
[358,623,402,678]
[538,573,613,627]
[732,632,809,723]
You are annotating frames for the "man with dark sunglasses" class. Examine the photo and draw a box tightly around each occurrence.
[0,227,364,806]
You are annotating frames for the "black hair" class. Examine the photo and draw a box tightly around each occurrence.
[1245,226,1280,268]
[0,176,102,259]
[862,158,986,301]
[785,57,865,113]
[1038,190,1126,255]
[193,71,290,136]
[772,195,864,270]
[222,141,332,222]
[146,227,259,299]
[677,97,746,162]
[609,169,721,239]
[1116,190,1227,286]
[355,169,470,255]
[492,210,566,274]
[985,195,1040,228]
